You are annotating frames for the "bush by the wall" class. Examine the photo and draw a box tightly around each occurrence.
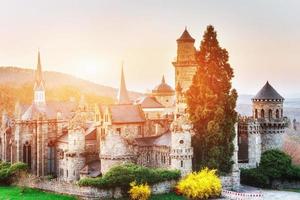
[240,168,268,188]
[241,149,300,188]
[176,168,222,200]
[128,181,151,200]
[0,162,28,184]
[78,164,180,189]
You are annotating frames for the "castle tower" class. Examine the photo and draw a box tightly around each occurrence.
[252,81,286,152]
[33,51,46,106]
[172,28,198,93]
[117,66,131,104]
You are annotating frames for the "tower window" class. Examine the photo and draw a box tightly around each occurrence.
[268,109,272,120]
[180,160,184,168]
[261,109,265,118]
[276,109,280,119]
[255,109,258,119]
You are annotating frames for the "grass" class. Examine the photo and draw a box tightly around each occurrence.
[0,186,76,200]
[283,188,300,193]
[0,186,186,200]
[150,193,187,200]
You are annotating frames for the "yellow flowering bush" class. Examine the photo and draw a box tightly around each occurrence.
[128,181,151,200]
[176,168,222,199]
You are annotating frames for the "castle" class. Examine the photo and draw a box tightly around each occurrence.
[0,28,286,185]
[237,81,288,168]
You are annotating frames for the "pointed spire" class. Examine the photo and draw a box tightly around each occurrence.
[161,75,165,84]
[117,64,131,104]
[35,50,43,85]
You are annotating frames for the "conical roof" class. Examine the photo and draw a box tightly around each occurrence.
[117,66,131,104]
[177,28,195,42]
[252,81,284,101]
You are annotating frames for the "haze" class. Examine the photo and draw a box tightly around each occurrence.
[0,0,299,97]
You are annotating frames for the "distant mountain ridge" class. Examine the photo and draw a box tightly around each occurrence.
[0,66,142,100]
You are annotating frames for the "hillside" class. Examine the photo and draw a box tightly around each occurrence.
[0,67,142,115]
[0,67,141,99]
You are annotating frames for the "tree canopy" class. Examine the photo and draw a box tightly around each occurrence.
[186,25,237,173]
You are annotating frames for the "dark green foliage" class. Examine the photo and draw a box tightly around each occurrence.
[241,150,300,188]
[0,162,28,185]
[78,164,180,189]
[186,25,237,173]
[259,149,292,180]
[240,168,269,188]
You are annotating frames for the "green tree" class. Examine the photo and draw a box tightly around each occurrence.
[186,25,238,173]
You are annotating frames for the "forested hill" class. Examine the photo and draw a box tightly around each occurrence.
[0,67,142,115]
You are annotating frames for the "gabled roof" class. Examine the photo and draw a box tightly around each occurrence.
[136,96,165,109]
[135,131,171,147]
[20,101,77,120]
[252,81,284,101]
[177,28,195,42]
[109,104,145,124]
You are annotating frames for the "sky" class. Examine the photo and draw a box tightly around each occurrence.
[0,0,300,97]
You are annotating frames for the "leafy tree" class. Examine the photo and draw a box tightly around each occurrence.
[186,25,237,173]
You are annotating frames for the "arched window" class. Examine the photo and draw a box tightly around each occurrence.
[255,109,258,119]
[180,160,184,168]
[276,109,280,119]
[281,109,283,118]
[268,109,273,120]
[23,141,31,169]
[47,141,56,175]
[261,109,265,118]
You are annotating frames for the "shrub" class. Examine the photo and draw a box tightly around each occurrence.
[240,168,269,188]
[241,150,300,188]
[176,168,221,200]
[128,181,151,200]
[0,162,28,185]
[259,149,292,180]
[78,163,180,189]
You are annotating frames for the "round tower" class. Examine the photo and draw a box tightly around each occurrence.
[252,81,286,152]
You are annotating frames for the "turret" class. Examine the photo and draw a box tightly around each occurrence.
[252,81,286,152]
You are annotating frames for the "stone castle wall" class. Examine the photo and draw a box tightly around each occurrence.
[15,175,177,199]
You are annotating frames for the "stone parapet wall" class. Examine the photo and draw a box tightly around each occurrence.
[271,179,300,189]
[221,171,240,191]
[15,175,176,199]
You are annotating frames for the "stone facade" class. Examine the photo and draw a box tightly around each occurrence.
[15,175,177,199]
[238,82,288,169]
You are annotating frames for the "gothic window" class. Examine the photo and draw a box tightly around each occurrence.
[268,109,272,120]
[255,109,258,119]
[66,170,68,177]
[261,109,265,118]
[276,109,280,119]
[146,153,150,163]
[96,114,100,121]
[47,142,56,175]
[23,141,31,169]
[116,128,121,134]
[180,160,184,168]
[138,126,142,136]
[281,109,283,118]
[60,168,64,177]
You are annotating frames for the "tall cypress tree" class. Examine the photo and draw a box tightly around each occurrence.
[186,25,237,173]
